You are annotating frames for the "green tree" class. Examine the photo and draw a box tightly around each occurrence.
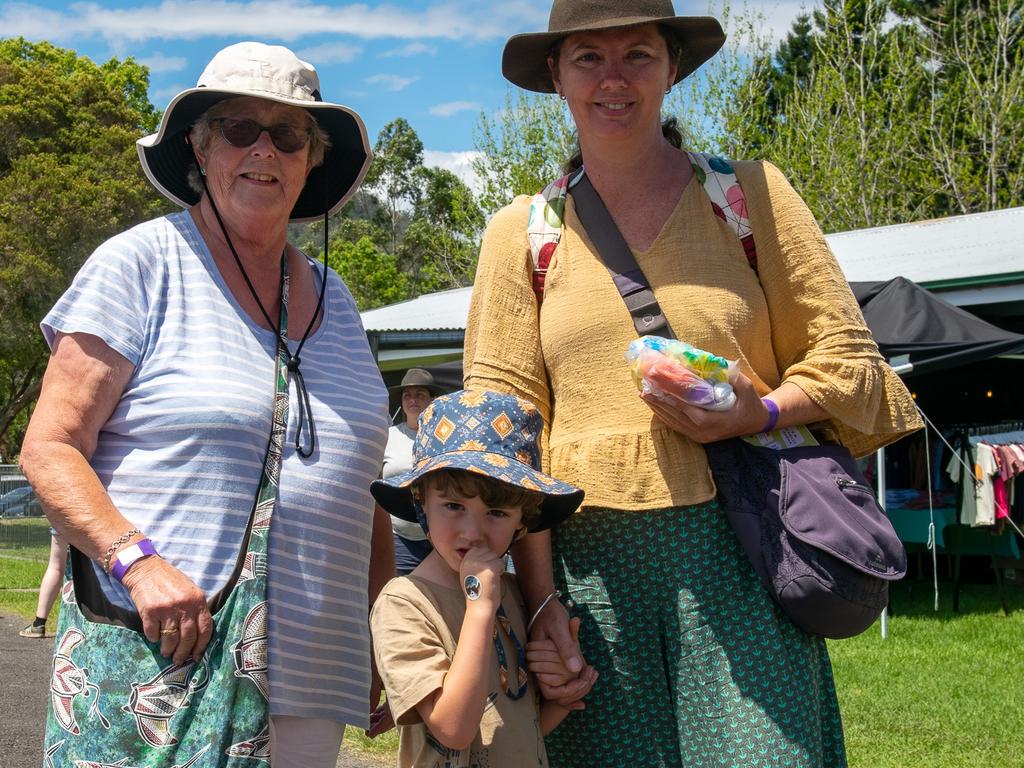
[471,1,1022,235]
[398,166,484,293]
[304,120,486,310]
[472,89,576,213]
[761,1,933,229]
[0,39,166,458]
[914,0,1024,212]
[327,236,409,310]
[287,190,390,259]
[689,0,1023,231]
[364,118,424,252]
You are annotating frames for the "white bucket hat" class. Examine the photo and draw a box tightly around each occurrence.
[137,41,371,223]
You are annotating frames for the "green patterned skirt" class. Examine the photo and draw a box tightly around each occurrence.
[544,501,847,768]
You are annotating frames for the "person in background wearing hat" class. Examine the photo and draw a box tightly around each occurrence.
[370,389,597,767]
[20,42,394,766]
[464,1,922,765]
[383,368,445,575]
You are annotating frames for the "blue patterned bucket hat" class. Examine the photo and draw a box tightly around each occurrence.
[371,389,584,532]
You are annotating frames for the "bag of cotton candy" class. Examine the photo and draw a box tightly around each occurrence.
[625,336,737,411]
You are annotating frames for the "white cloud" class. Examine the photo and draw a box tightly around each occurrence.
[423,149,482,195]
[429,101,481,118]
[382,42,437,58]
[365,73,419,92]
[692,0,814,50]
[151,83,189,105]
[0,1,543,44]
[138,52,187,72]
[297,42,362,65]
[756,1,815,43]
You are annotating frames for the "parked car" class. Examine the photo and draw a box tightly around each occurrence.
[0,486,43,518]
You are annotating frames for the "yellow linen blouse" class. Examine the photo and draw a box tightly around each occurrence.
[464,159,922,511]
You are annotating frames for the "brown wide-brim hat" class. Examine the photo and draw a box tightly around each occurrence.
[388,368,447,414]
[502,0,726,93]
[137,42,371,223]
[388,368,447,398]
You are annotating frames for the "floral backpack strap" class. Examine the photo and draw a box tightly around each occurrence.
[686,151,759,274]
[528,155,758,303]
[527,167,585,304]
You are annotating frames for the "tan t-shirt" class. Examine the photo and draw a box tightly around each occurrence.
[371,573,548,768]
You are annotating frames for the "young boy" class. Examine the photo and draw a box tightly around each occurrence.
[370,389,597,768]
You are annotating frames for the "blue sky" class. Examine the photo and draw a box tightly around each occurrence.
[1,0,807,187]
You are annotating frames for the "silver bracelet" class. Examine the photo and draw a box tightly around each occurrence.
[527,590,561,634]
[101,528,141,574]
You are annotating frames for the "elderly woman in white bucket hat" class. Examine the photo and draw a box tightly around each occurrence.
[22,42,394,767]
[464,0,921,765]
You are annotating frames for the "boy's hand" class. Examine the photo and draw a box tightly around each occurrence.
[366,699,394,737]
[459,545,504,610]
[557,664,598,711]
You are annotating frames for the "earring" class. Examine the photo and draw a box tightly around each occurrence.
[665,87,672,95]
[199,166,207,177]
[559,94,566,101]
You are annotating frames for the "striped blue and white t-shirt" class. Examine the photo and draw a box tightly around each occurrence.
[42,211,389,726]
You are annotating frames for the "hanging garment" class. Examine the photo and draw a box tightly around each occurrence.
[948,447,979,526]
[973,444,999,527]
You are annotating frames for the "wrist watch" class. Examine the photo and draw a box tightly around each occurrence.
[110,538,159,582]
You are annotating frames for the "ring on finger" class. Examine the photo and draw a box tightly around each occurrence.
[160,624,179,636]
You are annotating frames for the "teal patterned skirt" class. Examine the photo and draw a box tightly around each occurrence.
[544,501,847,768]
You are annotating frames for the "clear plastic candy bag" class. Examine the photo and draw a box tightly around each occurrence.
[625,336,737,411]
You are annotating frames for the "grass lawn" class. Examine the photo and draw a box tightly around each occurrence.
[0,517,55,631]
[0,516,51,558]
[829,579,1023,767]
[3,529,1019,765]
[344,721,398,761]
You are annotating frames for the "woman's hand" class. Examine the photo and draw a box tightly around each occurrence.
[528,600,591,706]
[527,616,598,707]
[640,371,770,443]
[120,555,213,665]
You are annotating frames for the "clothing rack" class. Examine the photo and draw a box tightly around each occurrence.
[945,420,1024,437]
[968,429,1024,446]
[946,423,1024,615]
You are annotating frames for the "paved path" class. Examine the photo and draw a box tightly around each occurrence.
[0,612,389,767]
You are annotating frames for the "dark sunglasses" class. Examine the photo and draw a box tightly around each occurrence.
[211,117,311,153]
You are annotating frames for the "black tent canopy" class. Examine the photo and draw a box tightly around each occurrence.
[850,277,1024,377]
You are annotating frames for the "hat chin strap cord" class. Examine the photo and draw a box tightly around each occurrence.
[196,163,328,459]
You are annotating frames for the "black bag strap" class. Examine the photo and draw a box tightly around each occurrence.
[570,173,676,340]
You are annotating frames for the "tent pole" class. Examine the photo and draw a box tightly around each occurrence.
[877,446,888,640]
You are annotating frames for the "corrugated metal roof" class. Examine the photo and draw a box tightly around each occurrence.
[361,286,472,332]
[828,206,1024,285]
[360,207,1024,333]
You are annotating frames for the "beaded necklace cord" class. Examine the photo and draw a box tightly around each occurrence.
[493,605,528,699]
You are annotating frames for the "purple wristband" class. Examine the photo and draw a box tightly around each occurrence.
[761,398,780,433]
[110,538,158,582]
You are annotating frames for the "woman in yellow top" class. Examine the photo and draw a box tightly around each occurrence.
[464,1,922,765]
